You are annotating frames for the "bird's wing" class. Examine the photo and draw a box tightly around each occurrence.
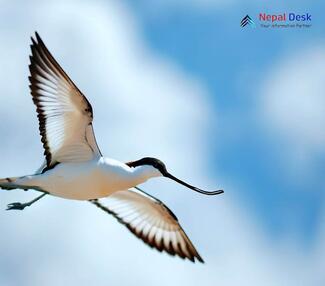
[91,188,204,263]
[29,32,102,168]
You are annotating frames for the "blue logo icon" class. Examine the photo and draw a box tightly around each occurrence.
[240,15,255,27]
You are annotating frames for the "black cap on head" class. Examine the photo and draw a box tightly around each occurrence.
[126,157,168,175]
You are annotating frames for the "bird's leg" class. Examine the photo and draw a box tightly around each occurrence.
[6,193,47,211]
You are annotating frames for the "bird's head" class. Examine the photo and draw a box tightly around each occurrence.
[126,157,223,196]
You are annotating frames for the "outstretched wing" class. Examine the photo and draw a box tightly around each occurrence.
[91,188,204,263]
[29,32,102,169]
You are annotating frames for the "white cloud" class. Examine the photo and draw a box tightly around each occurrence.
[0,1,324,286]
[137,0,235,12]
[134,0,297,14]
[259,44,325,180]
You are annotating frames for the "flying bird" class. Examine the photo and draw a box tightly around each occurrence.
[0,32,223,263]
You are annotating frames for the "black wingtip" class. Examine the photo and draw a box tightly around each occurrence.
[35,31,40,41]
[196,254,205,263]
[190,249,204,263]
[30,36,37,46]
[186,254,204,263]
[31,32,42,46]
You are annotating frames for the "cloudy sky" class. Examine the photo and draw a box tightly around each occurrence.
[0,1,324,285]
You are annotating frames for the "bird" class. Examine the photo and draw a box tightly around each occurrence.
[0,32,224,263]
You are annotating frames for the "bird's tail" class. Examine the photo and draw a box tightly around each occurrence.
[0,176,32,190]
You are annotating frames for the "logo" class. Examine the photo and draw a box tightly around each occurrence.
[259,13,312,28]
[240,13,312,29]
[259,13,311,22]
[240,15,255,27]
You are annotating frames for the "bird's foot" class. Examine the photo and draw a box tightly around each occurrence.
[6,202,30,211]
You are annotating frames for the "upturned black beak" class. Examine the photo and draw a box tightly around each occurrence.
[165,172,224,196]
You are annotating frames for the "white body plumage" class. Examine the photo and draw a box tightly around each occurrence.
[17,158,161,200]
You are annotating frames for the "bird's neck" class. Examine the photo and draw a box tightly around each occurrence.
[131,165,162,183]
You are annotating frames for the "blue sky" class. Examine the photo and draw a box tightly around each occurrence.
[126,0,325,242]
[0,1,324,285]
